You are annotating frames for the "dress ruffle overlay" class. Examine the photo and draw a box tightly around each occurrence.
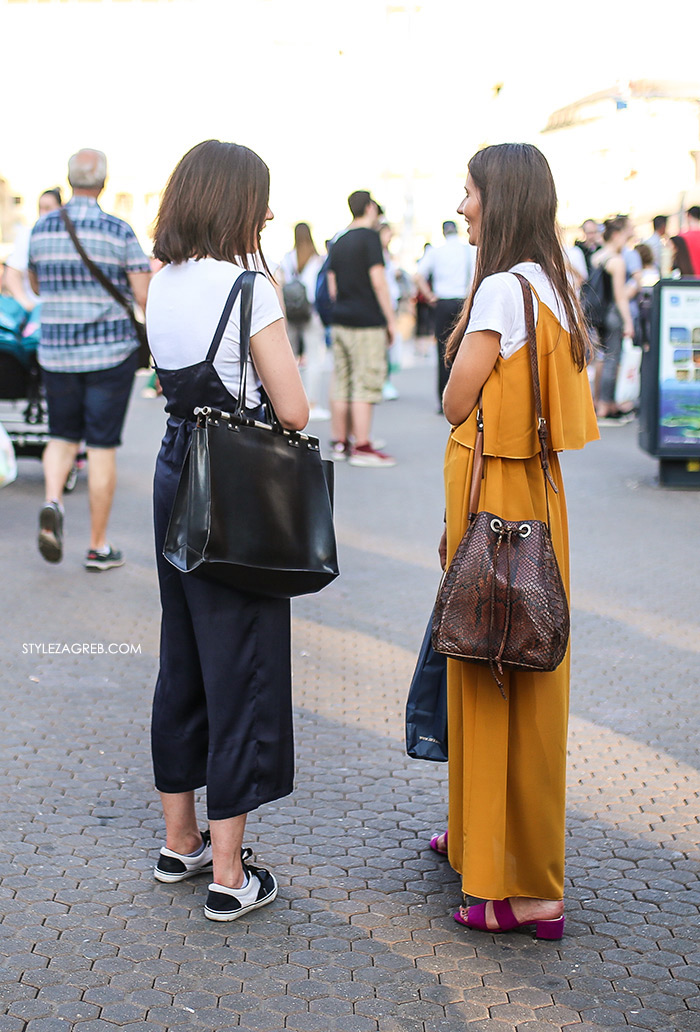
[444,291,599,901]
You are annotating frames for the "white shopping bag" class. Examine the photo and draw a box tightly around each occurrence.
[615,336,641,408]
[0,422,17,488]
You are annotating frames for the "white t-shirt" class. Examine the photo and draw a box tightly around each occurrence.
[467,262,569,360]
[146,257,283,409]
[416,235,476,299]
[5,225,40,305]
[566,245,588,284]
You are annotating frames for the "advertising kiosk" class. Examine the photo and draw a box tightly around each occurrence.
[639,278,700,487]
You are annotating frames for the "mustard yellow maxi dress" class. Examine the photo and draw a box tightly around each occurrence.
[444,287,599,902]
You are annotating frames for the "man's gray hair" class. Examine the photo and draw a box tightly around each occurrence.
[68,149,107,190]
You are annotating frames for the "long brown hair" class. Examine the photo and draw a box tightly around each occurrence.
[153,140,271,274]
[670,235,694,276]
[294,222,319,272]
[445,144,587,371]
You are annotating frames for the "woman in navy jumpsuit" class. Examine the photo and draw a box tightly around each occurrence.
[146,141,309,921]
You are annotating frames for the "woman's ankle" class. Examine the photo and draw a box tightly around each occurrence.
[510,896,564,921]
[166,831,203,856]
[213,861,246,890]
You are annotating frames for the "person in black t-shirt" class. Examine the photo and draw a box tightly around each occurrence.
[328,190,397,467]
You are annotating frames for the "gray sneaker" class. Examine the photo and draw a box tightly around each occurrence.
[85,545,124,571]
[38,502,64,563]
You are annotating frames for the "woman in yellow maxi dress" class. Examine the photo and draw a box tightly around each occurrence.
[437,144,599,938]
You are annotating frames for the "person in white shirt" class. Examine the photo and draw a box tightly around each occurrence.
[3,188,62,309]
[278,223,329,420]
[146,140,308,924]
[414,221,476,412]
[643,215,668,274]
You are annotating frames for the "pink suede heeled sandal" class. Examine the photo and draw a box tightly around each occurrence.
[429,830,448,856]
[454,898,565,940]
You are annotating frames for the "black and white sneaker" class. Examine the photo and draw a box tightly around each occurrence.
[204,862,278,922]
[154,834,253,883]
[154,830,214,882]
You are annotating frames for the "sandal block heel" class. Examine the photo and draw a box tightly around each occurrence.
[534,916,565,940]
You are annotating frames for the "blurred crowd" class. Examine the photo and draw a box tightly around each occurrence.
[3,170,700,476]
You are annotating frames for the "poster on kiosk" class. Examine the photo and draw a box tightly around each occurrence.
[640,279,700,486]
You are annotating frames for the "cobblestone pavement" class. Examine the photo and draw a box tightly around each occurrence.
[1,361,698,1032]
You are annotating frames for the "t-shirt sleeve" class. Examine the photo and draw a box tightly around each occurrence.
[568,245,588,281]
[626,249,642,275]
[416,249,434,279]
[466,273,519,343]
[124,227,151,274]
[7,226,30,272]
[250,273,284,336]
[365,230,384,268]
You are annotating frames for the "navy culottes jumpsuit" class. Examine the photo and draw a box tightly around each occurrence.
[151,275,294,820]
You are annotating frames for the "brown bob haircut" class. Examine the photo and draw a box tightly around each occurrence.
[153,140,271,273]
[445,143,587,371]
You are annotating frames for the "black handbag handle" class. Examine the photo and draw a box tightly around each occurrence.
[233,271,284,431]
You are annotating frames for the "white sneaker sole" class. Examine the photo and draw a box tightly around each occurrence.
[348,456,396,468]
[85,557,125,570]
[204,882,278,922]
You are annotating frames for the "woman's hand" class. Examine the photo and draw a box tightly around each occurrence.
[438,527,447,571]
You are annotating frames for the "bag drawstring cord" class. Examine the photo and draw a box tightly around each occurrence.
[487,527,514,700]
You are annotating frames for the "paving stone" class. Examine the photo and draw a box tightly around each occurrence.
[0,1018,25,1032]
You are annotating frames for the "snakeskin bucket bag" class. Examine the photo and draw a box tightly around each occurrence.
[431,273,570,697]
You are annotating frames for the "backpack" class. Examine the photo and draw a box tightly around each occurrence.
[580,261,612,333]
[282,279,311,324]
[314,252,334,327]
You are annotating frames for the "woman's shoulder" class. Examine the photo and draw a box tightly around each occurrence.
[592,248,618,270]
[477,270,521,297]
[474,270,524,312]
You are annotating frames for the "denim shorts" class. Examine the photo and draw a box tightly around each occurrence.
[41,350,139,448]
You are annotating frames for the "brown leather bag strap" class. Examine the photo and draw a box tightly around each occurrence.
[467,398,484,519]
[467,272,558,523]
[512,273,558,500]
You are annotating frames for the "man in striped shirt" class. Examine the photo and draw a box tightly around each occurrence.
[29,148,151,571]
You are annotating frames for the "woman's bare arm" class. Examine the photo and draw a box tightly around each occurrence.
[608,255,634,338]
[250,318,309,430]
[442,329,501,426]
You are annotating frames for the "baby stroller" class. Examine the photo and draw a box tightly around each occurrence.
[0,297,80,490]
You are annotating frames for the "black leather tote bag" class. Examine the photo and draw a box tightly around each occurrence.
[405,611,448,762]
[163,272,339,598]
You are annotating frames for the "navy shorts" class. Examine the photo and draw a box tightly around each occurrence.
[42,351,139,449]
